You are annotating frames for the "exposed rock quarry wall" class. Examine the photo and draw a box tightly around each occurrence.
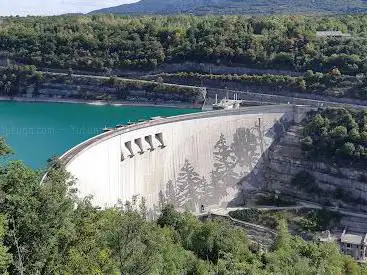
[63,105,308,214]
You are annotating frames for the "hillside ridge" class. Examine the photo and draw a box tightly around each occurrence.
[90,0,367,15]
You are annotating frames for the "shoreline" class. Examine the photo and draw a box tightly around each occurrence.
[0,96,202,110]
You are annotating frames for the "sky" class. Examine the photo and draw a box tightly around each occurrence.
[0,0,139,16]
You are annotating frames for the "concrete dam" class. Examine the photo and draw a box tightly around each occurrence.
[61,105,309,214]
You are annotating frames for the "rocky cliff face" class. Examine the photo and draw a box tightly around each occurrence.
[19,74,205,107]
[264,126,367,212]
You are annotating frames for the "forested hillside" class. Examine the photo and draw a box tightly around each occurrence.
[1,15,367,75]
[0,137,365,274]
[91,0,367,15]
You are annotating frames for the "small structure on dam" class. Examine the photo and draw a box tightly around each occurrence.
[61,104,309,216]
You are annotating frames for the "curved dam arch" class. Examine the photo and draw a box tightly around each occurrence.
[61,105,309,213]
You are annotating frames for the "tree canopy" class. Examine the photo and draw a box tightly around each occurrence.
[2,14,367,75]
[0,144,365,274]
[301,108,367,166]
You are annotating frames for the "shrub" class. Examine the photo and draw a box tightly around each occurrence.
[291,171,320,193]
[301,108,367,166]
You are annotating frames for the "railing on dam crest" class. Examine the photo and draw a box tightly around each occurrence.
[60,104,308,166]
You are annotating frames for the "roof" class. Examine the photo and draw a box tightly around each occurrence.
[341,233,363,245]
[316,31,351,37]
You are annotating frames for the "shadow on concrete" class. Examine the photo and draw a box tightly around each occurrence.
[151,113,294,214]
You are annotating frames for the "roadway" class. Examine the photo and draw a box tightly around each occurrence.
[13,67,367,110]
[195,201,367,235]
[200,202,367,220]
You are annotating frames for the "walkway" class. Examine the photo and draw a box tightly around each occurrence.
[53,69,367,110]
[196,202,367,236]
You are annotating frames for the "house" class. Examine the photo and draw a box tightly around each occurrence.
[316,31,351,39]
[340,228,367,262]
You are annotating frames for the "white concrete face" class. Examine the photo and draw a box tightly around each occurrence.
[65,105,297,211]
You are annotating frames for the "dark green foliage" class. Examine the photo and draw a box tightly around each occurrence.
[2,14,367,75]
[157,204,181,228]
[160,71,305,90]
[255,193,295,206]
[0,142,365,273]
[159,70,367,100]
[265,220,349,274]
[230,209,279,229]
[0,138,12,156]
[0,66,203,102]
[0,65,39,96]
[0,161,77,274]
[301,108,367,165]
[295,209,342,232]
[231,208,342,236]
[291,170,321,193]
[0,216,12,274]
[5,15,367,101]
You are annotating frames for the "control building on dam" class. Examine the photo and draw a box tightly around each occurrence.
[61,104,309,214]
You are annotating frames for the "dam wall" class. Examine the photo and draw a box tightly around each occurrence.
[62,105,309,213]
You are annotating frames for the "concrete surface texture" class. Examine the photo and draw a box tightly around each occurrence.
[63,104,308,214]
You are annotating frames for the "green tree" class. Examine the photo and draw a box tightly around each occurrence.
[100,209,162,275]
[0,138,12,156]
[0,216,12,274]
[331,125,348,139]
[62,199,118,275]
[157,204,182,229]
[337,142,356,157]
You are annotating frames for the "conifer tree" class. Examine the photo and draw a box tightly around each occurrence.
[210,134,239,199]
[231,128,259,172]
[197,176,213,207]
[158,190,166,211]
[175,160,201,211]
[165,180,177,207]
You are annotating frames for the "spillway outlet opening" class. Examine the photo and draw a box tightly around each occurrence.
[134,138,145,155]
[145,135,155,151]
[155,133,166,148]
[124,141,135,158]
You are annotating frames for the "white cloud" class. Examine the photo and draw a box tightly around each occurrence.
[0,0,139,16]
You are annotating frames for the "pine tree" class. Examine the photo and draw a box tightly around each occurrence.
[165,180,177,207]
[255,118,265,155]
[197,176,212,206]
[139,197,147,219]
[175,160,201,211]
[210,134,239,198]
[158,190,166,211]
[231,127,259,172]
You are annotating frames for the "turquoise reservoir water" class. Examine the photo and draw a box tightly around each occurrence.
[0,102,198,168]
